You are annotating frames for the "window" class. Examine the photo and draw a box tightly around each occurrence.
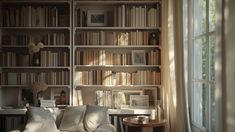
[185,0,216,131]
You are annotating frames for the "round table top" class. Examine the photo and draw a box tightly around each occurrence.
[123,116,167,127]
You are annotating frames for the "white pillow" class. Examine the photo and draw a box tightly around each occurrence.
[23,107,59,132]
[83,105,108,131]
[59,106,86,131]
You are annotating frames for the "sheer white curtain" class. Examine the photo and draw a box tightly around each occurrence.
[162,0,190,131]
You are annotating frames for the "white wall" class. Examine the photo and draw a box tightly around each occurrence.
[216,0,235,132]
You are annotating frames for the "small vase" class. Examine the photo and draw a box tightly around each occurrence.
[32,52,40,66]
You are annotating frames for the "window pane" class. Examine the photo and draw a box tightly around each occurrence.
[210,84,215,132]
[194,37,207,79]
[183,0,188,41]
[209,0,216,32]
[194,0,206,36]
[209,34,215,81]
[192,82,207,127]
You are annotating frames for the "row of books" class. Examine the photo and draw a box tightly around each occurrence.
[0,71,70,85]
[2,6,69,27]
[113,5,161,27]
[2,33,69,46]
[75,5,160,27]
[75,31,160,45]
[95,90,112,107]
[75,50,160,65]
[0,50,69,66]
[95,90,155,108]
[0,52,30,66]
[40,50,69,67]
[75,70,161,85]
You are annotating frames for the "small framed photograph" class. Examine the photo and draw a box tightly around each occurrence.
[112,90,144,108]
[50,87,69,106]
[87,10,107,27]
[132,50,146,65]
[40,100,56,108]
[130,95,149,108]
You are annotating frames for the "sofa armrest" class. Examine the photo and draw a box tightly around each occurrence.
[95,123,116,132]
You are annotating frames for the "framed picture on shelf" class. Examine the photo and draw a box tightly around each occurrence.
[50,88,68,106]
[40,100,56,108]
[130,95,149,108]
[112,90,143,108]
[132,50,146,65]
[87,10,107,27]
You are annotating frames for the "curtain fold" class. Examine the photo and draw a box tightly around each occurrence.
[162,0,191,131]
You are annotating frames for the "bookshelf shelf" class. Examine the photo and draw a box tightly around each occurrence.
[74,65,160,71]
[74,0,161,5]
[2,45,71,48]
[0,85,70,88]
[0,27,70,30]
[1,0,70,4]
[1,67,70,69]
[75,85,161,90]
[75,27,161,30]
[74,45,160,49]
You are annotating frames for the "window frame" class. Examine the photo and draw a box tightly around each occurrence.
[187,0,216,131]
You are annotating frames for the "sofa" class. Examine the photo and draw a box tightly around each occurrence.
[21,105,116,132]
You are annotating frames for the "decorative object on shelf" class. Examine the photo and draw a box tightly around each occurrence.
[52,88,68,106]
[87,10,107,26]
[30,82,48,106]
[157,104,163,121]
[32,52,41,66]
[149,32,158,45]
[132,50,146,65]
[60,90,67,105]
[150,109,156,120]
[28,42,44,66]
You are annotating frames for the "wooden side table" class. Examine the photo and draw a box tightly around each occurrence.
[123,116,167,132]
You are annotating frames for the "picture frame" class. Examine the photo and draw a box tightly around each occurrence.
[112,90,144,108]
[130,95,149,108]
[87,10,107,27]
[50,87,68,106]
[40,100,56,108]
[132,50,146,65]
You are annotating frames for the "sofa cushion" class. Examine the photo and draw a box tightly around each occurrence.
[83,105,108,132]
[59,106,86,131]
[23,107,59,132]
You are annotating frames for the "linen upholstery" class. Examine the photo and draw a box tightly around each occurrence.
[83,105,108,131]
[20,105,116,132]
[59,106,86,131]
[23,107,59,132]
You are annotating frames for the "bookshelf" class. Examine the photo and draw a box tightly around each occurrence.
[0,0,163,109]
[0,0,72,106]
[73,0,162,108]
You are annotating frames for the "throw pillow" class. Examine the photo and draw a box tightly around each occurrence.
[83,105,108,131]
[59,106,86,131]
[23,107,59,132]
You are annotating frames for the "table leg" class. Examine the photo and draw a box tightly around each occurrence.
[125,125,128,132]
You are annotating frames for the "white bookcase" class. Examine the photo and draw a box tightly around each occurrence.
[0,0,72,106]
[73,0,163,109]
[0,0,163,109]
